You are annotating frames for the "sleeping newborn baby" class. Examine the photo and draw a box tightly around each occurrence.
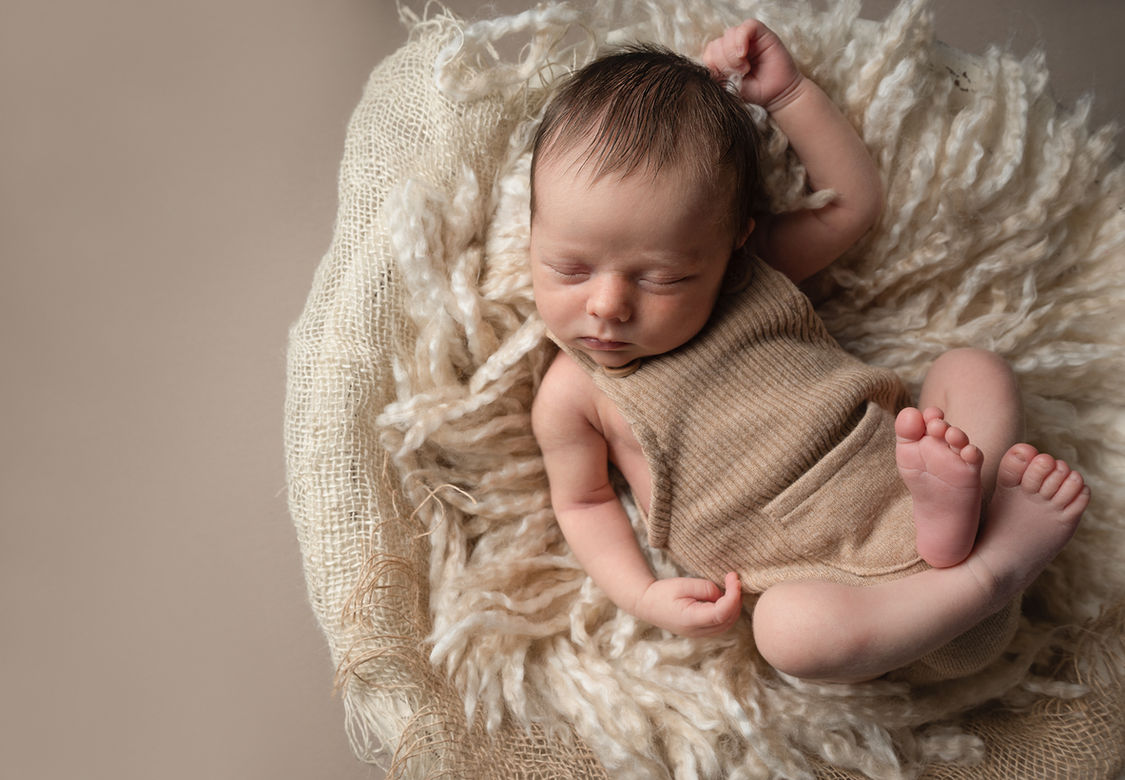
[529,20,1088,682]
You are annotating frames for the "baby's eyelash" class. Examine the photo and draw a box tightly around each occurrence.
[640,275,688,286]
[549,264,589,279]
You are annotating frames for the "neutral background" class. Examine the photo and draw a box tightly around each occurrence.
[2,1,1120,778]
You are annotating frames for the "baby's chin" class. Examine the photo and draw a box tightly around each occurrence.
[579,347,646,369]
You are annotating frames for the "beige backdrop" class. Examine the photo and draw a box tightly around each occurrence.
[1,1,1120,778]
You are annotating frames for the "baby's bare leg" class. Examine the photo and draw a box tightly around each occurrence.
[894,349,1022,568]
[916,348,1023,503]
[752,445,1087,682]
[895,406,983,567]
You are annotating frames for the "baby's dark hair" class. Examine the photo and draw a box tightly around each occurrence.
[531,44,763,241]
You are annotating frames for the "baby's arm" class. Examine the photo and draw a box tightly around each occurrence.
[704,21,884,283]
[532,354,742,637]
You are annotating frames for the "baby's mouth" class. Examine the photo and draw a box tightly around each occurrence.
[580,337,628,351]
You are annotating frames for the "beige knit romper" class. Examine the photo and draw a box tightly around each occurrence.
[558,255,1018,680]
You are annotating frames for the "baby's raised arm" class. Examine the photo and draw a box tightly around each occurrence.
[532,354,742,637]
[704,20,884,282]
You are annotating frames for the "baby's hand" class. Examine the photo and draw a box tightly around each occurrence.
[635,572,742,637]
[702,20,803,111]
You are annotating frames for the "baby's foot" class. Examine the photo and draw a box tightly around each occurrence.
[895,407,983,567]
[965,444,1088,603]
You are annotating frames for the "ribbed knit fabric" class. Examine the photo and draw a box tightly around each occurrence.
[565,255,925,591]
[899,596,1021,683]
[562,254,1018,678]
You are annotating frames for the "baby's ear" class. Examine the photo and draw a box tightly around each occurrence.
[734,217,756,249]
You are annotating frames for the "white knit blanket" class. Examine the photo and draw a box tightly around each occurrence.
[286,1,1125,776]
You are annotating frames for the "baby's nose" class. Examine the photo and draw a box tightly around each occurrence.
[587,275,632,321]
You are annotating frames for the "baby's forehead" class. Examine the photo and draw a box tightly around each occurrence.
[536,123,705,183]
[533,138,737,214]
[535,141,659,188]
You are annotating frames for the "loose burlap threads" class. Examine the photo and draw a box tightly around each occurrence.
[286,0,1125,777]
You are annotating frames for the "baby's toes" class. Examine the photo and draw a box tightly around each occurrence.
[895,407,926,442]
[1051,469,1087,509]
[960,443,984,467]
[943,424,970,451]
[925,416,950,440]
[1037,460,1070,498]
[921,407,946,423]
[1021,453,1058,493]
[997,443,1037,488]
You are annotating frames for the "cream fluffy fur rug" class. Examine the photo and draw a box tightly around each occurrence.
[285,0,1125,776]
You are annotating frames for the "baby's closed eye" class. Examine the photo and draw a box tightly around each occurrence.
[639,274,689,287]
[546,262,591,281]
[637,273,695,292]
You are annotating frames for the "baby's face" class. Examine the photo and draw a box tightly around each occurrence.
[530,150,737,369]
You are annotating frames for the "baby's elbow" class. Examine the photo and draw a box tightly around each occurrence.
[852,179,884,238]
[826,186,882,259]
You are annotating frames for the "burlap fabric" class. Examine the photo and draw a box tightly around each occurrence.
[286,1,1125,776]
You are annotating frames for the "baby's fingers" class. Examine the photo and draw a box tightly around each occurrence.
[702,37,734,75]
[686,574,742,635]
[722,21,757,66]
[675,576,723,602]
[715,572,742,617]
[704,23,750,74]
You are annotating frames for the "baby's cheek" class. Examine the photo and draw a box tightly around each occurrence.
[664,297,711,333]
[535,290,579,332]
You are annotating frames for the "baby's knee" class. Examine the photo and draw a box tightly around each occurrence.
[931,347,1016,388]
[752,582,874,681]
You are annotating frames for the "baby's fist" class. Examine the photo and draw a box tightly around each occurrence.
[637,572,742,637]
[702,20,803,110]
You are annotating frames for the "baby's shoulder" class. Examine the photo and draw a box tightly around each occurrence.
[535,351,596,409]
[532,351,602,436]
[541,348,592,384]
